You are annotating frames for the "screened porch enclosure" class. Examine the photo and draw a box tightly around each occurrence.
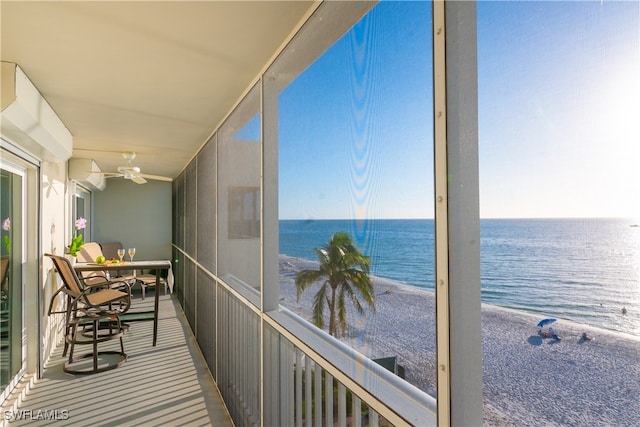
[167,2,465,424]
[2,1,486,425]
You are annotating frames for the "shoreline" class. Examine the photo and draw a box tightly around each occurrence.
[280,254,640,341]
[279,254,640,426]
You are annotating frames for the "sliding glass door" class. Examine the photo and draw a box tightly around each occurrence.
[0,157,24,391]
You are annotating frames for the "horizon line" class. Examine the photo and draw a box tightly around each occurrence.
[279,216,638,221]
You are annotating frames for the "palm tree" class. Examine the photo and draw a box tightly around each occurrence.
[295,232,375,337]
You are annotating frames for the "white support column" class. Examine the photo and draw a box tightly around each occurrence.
[261,75,279,313]
[261,75,279,427]
[434,1,483,425]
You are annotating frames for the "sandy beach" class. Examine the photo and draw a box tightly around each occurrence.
[279,255,640,426]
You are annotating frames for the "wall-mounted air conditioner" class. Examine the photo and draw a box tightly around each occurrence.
[1,63,73,162]
[68,158,106,191]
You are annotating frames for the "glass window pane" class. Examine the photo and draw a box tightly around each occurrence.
[0,164,23,389]
[72,186,91,243]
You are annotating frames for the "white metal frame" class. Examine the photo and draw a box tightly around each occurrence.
[172,1,484,425]
[434,1,483,425]
[0,145,39,405]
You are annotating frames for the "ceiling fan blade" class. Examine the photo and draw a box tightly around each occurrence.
[87,171,122,176]
[140,173,173,182]
[131,175,147,184]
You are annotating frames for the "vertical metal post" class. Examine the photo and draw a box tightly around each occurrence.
[338,383,346,427]
[314,362,322,427]
[325,372,333,427]
[352,396,362,427]
[305,356,312,427]
[262,71,280,427]
[433,2,451,424]
[434,1,483,425]
[296,350,304,427]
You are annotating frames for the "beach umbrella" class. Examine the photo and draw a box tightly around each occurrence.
[537,318,556,328]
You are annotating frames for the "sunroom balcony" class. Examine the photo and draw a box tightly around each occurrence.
[8,293,233,426]
[9,281,437,426]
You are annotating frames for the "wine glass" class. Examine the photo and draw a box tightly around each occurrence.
[128,247,136,262]
[117,248,125,263]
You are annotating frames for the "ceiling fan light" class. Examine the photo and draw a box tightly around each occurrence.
[117,166,140,174]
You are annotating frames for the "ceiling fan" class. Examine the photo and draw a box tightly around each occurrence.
[98,152,172,184]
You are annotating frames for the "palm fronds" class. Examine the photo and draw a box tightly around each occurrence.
[295,232,375,337]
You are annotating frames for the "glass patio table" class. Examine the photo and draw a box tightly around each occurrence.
[74,260,171,346]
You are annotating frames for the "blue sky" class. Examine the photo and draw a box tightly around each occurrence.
[278,0,639,220]
[478,0,639,219]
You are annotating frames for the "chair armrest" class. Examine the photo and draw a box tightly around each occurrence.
[47,285,68,316]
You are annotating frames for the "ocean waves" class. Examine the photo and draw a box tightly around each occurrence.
[280,218,640,337]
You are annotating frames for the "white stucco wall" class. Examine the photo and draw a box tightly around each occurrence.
[40,160,70,365]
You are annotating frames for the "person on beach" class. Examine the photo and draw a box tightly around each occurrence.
[581,332,591,341]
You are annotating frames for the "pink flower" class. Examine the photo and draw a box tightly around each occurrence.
[68,218,87,256]
[75,217,87,230]
[2,218,9,231]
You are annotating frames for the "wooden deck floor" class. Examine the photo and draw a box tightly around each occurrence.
[11,293,233,426]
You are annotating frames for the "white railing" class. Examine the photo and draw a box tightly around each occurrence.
[175,262,436,426]
[266,308,437,426]
[171,248,436,426]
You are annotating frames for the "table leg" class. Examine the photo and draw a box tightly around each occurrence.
[153,269,160,346]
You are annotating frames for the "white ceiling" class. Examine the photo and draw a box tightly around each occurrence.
[1,1,316,180]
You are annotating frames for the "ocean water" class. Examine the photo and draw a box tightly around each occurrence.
[279,218,640,337]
